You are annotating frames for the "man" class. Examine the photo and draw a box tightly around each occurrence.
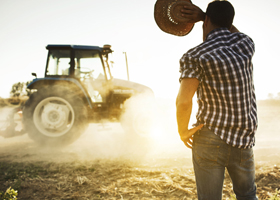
[176,1,258,200]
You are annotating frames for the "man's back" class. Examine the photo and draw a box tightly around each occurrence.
[180,27,257,148]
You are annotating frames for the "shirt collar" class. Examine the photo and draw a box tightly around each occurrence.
[206,27,230,40]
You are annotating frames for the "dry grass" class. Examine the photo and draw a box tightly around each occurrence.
[0,159,279,200]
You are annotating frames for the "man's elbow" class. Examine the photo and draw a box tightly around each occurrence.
[176,98,192,110]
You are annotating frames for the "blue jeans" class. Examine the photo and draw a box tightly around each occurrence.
[192,127,258,200]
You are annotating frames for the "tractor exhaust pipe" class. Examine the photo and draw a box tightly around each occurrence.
[123,52,130,81]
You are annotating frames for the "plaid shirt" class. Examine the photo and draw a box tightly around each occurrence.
[180,27,257,148]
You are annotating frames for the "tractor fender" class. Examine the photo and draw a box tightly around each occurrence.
[27,78,93,108]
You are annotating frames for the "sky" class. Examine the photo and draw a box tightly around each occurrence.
[0,0,279,100]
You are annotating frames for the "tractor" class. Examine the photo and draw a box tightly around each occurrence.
[1,44,154,146]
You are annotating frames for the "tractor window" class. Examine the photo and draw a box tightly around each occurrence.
[74,50,105,80]
[46,50,71,76]
[103,55,112,80]
[75,50,107,103]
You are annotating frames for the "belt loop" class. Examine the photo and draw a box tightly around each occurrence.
[197,129,201,135]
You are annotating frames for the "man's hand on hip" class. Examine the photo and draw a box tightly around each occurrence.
[180,124,204,149]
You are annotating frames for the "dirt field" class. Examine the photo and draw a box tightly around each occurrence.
[0,100,280,200]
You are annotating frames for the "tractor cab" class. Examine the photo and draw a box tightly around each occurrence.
[45,44,113,103]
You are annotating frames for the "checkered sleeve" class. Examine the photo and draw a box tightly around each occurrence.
[179,52,204,83]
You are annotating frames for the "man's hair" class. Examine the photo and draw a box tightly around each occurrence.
[205,1,235,29]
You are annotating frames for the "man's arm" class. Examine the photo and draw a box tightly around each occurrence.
[176,78,203,149]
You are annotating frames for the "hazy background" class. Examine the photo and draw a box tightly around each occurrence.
[0,0,280,166]
[0,0,279,100]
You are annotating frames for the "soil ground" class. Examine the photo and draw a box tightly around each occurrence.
[0,100,280,200]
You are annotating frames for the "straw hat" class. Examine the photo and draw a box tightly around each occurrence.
[154,0,194,36]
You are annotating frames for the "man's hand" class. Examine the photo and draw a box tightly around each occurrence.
[180,2,205,23]
[180,124,204,149]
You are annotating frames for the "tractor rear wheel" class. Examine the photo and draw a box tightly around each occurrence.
[23,86,88,146]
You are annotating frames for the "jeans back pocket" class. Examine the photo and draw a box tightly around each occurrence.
[193,142,220,167]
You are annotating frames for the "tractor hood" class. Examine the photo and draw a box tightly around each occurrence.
[112,78,154,96]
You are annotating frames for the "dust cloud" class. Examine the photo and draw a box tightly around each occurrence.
[0,96,193,167]
[0,98,280,168]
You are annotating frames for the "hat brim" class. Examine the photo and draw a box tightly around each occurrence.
[154,0,194,36]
